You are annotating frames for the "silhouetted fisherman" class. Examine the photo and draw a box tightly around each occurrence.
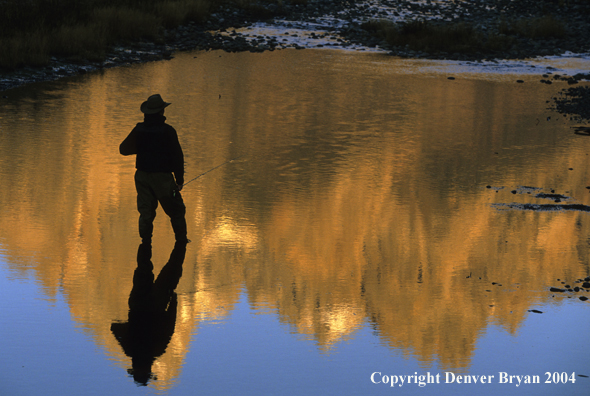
[120,94,188,244]
[111,241,187,386]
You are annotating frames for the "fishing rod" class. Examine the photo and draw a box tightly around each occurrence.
[182,155,246,188]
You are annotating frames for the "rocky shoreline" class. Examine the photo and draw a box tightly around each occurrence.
[549,276,590,302]
[552,85,590,123]
[2,0,590,120]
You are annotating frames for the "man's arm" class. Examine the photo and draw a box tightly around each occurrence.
[170,127,184,187]
[119,127,138,155]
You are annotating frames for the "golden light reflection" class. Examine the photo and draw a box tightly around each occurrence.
[0,49,588,389]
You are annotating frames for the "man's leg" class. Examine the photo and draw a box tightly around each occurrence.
[135,171,158,243]
[151,173,188,242]
[163,196,187,242]
[160,193,187,242]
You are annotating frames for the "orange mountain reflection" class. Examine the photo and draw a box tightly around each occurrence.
[0,50,588,388]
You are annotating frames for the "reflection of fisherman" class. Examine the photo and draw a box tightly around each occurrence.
[111,242,187,386]
[120,94,188,244]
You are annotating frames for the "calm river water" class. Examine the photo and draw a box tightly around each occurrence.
[1,49,589,396]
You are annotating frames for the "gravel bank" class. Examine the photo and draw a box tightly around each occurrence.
[1,0,590,103]
[552,85,590,123]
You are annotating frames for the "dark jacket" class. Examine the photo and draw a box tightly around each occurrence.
[120,114,184,185]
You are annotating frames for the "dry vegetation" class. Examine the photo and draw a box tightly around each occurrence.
[0,0,217,69]
[498,15,565,39]
[0,0,576,69]
[361,14,566,55]
[361,19,484,54]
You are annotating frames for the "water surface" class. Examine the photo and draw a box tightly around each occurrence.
[1,49,589,395]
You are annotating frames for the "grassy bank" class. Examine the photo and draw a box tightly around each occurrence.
[360,14,566,56]
[361,20,487,54]
[0,0,221,69]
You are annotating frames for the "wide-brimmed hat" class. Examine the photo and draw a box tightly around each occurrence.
[140,94,171,114]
